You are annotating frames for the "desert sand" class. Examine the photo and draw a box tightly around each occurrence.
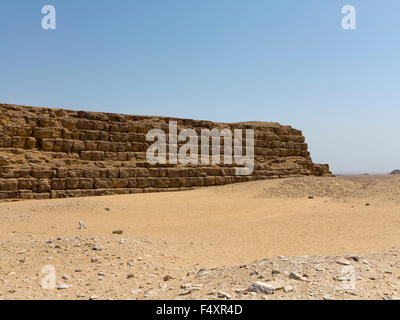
[0,174,399,300]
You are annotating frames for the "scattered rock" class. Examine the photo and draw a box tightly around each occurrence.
[283,285,295,293]
[144,290,158,298]
[177,289,191,296]
[78,221,87,230]
[217,291,232,299]
[131,289,142,295]
[384,296,400,300]
[197,269,210,277]
[92,244,102,251]
[57,284,70,290]
[235,288,246,294]
[181,283,203,291]
[289,272,307,281]
[112,230,123,235]
[268,280,285,291]
[336,259,351,266]
[344,254,359,262]
[248,282,274,294]
[163,275,174,281]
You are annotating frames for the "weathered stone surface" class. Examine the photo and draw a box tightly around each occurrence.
[0,103,332,199]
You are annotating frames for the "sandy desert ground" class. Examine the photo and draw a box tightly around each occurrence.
[0,174,399,300]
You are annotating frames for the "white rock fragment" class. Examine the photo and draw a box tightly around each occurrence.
[177,289,191,296]
[289,272,307,281]
[344,254,359,262]
[181,283,203,291]
[92,244,102,251]
[217,291,232,299]
[248,282,275,295]
[336,259,351,266]
[78,221,87,229]
[269,280,285,291]
[131,289,142,295]
[197,269,210,277]
[57,284,70,290]
[283,285,295,293]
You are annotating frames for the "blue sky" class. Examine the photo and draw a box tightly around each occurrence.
[1,0,399,174]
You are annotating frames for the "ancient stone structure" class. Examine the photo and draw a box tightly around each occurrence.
[0,103,331,200]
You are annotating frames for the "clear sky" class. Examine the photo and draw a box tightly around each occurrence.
[1,0,399,174]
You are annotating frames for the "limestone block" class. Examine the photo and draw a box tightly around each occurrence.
[18,178,38,190]
[38,179,51,192]
[33,128,52,139]
[72,140,85,153]
[51,178,66,190]
[112,179,129,188]
[12,137,25,148]
[0,178,19,191]
[25,137,37,149]
[66,178,80,189]
[40,138,54,151]
[31,168,53,179]
[93,178,112,189]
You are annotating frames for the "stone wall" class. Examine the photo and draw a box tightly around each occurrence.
[0,103,331,200]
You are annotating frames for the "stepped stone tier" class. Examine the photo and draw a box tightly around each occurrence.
[0,103,331,200]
